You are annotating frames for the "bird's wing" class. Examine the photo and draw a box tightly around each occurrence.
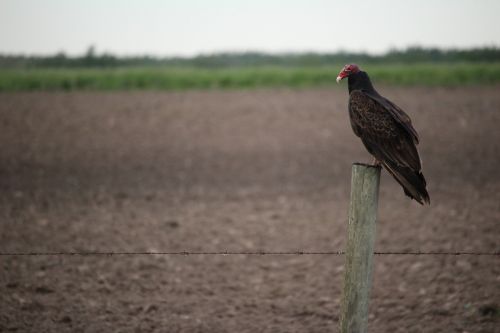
[349,90,421,171]
[364,91,420,144]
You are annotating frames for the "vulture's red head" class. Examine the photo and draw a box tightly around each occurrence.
[336,64,360,83]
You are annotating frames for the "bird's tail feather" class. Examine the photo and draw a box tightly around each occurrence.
[382,161,430,205]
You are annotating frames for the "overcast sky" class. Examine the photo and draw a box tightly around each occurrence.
[1,0,499,56]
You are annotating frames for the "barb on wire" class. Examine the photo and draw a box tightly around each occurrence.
[0,251,498,257]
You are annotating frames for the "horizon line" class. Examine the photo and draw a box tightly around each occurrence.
[1,45,500,59]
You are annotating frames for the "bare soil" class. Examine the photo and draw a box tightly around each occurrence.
[0,87,499,333]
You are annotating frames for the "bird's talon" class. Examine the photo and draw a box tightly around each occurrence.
[372,158,381,167]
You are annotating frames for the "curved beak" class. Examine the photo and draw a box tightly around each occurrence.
[336,71,348,83]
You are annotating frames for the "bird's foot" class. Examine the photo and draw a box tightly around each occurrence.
[372,158,381,167]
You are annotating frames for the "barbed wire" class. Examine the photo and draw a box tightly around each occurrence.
[0,251,498,257]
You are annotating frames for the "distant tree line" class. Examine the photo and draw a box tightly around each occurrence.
[1,46,499,69]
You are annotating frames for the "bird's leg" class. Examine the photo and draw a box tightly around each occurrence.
[372,157,381,167]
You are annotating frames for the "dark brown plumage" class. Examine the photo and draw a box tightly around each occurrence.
[337,64,430,205]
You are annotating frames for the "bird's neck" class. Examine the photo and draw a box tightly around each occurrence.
[348,71,378,95]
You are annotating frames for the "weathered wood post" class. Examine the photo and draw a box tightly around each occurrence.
[340,163,381,333]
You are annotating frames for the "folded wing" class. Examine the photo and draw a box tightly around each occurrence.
[349,90,430,204]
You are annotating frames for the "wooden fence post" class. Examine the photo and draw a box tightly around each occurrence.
[340,163,381,333]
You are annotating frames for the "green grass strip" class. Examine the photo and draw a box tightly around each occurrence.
[0,63,499,91]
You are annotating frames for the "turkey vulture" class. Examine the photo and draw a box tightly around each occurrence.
[337,64,430,205]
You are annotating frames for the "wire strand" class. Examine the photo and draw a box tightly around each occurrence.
[0,251,498,256]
